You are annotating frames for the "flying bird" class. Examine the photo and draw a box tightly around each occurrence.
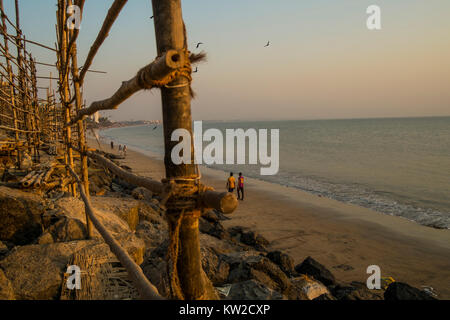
[150,16,154,19]
[264,41,270,47]
[152,126,158,130]
[193,67,198,73]
[196,42,203,48]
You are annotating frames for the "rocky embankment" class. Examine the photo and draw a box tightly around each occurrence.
[0,155,438,300]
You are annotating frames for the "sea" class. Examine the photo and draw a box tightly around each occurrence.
[100,117,450,229]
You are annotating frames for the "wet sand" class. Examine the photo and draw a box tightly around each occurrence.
[89,137,450,299]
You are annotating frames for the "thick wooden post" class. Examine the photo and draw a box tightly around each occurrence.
[152,0,217,300]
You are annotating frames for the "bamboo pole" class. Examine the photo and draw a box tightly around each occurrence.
[66,165,163,300]
[68,0,92,238]
[85,149,237,213]
[0,0,20,167]
[151,0,218,300]
[67,50,185,126]
[78,0,128,85]
[57,0,76,196]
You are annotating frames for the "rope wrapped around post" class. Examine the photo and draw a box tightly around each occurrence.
[66,49,191,127]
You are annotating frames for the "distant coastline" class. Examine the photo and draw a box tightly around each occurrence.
[87,119,161,130]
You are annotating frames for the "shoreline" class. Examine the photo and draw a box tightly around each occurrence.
[87,137,450,299]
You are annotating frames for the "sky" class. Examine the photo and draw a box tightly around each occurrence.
[2,0,450,121]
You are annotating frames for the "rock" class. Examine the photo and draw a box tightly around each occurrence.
[47,217,87,242]
[54,197,133,238]
[136,220,167,249]
[267,251,296,277]
[0,269,15,300]
[202,210,222,223]
[225,252,291,294]
[331,282,383,300]
[0,240,8,256]
[131,187,153,202]
[115,232,146,265]
[332,264,354,271]
[384,282,437,300]
[112,178,137,193]
[137,202,165,226]
[240,231,269,251]
[0,241,95,300]
[91,196,140,231]
[141,254,170,298]
[313,293,337,300]
[199,217,230,240]
[0,186,45,245]
[295,256,336,287]
[201,246,230,286]
[41,209,63,229]
[288,275,330,300]
[226,280,283,300]
[37,232,54,245]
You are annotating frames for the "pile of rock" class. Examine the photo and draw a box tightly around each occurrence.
[141,210,438,301]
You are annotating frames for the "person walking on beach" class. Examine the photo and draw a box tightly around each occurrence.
[237,172,244,201]
[110,141,114,150]
[227,172,236,193]
[123,145,127,157]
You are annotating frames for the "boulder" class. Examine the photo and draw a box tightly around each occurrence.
[225,252,291,294]
[115,232,146,265]
[136,220,167,249]
[90,196,140,231]
[384,282,437,300]
[0,240,8,256]
[37,232,54,245]
[201,246,230,286]
[54,197,132,238]
[141,252,170,298]
[226,280,283,300]
[331,282,383,300]
[199,217,230,240]
[288,275,330,300]
[240,231,270,251]
[294,256,336,287]
[0,241,95,300]
[47,217,88,242]
[0,186,45,245]
[0,269,15,300]
[131,187,153,202]
[267,251,296,277]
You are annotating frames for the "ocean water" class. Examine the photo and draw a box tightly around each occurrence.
[101,117,450,229]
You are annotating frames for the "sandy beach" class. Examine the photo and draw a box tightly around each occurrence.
[89,137,450,299]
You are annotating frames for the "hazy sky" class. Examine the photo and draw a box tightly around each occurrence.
[3,0,450,121]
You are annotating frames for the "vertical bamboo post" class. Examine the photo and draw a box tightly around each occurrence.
[57,0,76,196]
[68,0,93,238]
[152,0,217,300]
[30,55,39,158]
[14,0,31,156]
[0,0,20,167]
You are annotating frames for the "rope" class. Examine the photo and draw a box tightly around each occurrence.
[137,48,192,90]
